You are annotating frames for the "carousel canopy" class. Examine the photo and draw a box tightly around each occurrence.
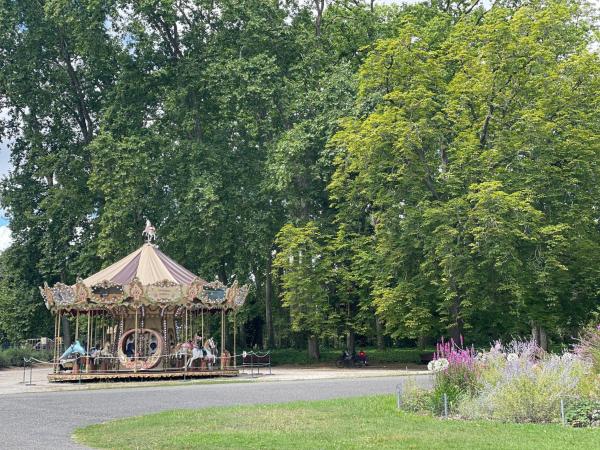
[82,243,201,287]
[40,223,248,313]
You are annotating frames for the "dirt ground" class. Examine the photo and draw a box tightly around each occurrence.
[0,364,428,395]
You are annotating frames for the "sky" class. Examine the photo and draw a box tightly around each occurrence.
[0,113,11,249]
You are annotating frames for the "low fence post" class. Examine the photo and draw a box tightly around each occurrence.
[396,384,402,410]
[560,398,566,426]
[443,393,448,418]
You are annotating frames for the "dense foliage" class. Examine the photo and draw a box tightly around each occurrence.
[0,347,52,368]
[0,0,598,357]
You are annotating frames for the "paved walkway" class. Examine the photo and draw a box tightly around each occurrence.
[0,365,428,395]
[0,372,431,449]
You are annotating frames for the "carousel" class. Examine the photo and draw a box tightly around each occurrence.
[39,222,249,382]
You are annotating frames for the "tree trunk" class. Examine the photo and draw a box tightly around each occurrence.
[449,324,462,344]
[238,321,246,350]
[61,316,71,348]
[540,328,548,351]
[265,250,274,348]
[308,335,320,360]
[449,292,463,343]
[313,0,325,37]
[346,330,355,354]
[417,335,428,349]
[531,323,548,351]
[375,317,384,350]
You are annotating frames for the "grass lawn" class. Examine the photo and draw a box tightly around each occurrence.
[74,395,600,450]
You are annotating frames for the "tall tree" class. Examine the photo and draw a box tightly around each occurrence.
[329,0,600,345]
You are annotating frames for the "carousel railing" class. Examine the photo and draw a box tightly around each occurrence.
[53,351,241,375]
[240,351,272,377]
[20,350,273,385]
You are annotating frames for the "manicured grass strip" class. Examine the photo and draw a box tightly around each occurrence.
[74,395,600,449]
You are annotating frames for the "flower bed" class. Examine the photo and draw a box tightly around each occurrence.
[400,326,600,427]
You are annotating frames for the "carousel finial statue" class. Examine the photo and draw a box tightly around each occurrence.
[143,219,156,243]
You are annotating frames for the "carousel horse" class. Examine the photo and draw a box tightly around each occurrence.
[186,337,218,369]
[59,340,87,371]
[90,342,112,367]
[172,341,193,357]
[170,341,192,368]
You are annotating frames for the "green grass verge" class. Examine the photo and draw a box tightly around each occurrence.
[270,347,430,365]
[73,395,600,450]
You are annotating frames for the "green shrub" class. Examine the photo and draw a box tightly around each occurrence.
[430,372,469,414]
[575,325,600,374]
[0,352,9,369]
[565,399,600,427]
[458,352,587,423]
[269,347,428,366]
[0,348,52,368]
[400,378,436,414]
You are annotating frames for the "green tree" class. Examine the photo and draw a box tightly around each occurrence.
[329,0,600,346]
[0,0,120,341]
[273,222,339,359]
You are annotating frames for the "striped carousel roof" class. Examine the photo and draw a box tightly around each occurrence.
[82,243,203,287]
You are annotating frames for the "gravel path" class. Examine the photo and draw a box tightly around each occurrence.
[0,374,430,449]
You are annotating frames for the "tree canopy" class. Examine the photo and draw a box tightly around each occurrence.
[0,0,598,355]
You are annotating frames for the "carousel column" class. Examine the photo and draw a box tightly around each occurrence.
[75,311,79,341]
[161,308,168,370]
[233,312,237,369]
[134,307,139,373]
[57,311,62,371]
[220,308,225,370]
[53,311,59,374]
[184,308,188,373]
[85,310,91,373]
[93,312,96,347]
[74,311,80,374]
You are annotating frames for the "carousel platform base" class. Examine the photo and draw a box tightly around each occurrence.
[48,369,239,383]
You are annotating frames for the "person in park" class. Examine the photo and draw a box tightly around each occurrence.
[341,349,352,361]
[357,350,368,366]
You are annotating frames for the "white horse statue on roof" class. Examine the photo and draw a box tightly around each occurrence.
[143,219,156,243]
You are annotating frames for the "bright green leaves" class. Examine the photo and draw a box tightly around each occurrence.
[329,0,600,343]
[273,222,337,337]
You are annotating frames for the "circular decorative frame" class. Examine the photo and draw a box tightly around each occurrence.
[117,328,164,370]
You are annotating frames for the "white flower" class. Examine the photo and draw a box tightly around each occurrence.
[427,361,435,371]
[561,352,574,361]
[475,352,488,363]
[507,353,518,362]
[430,358,449,372]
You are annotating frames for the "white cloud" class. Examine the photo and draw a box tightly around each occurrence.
[0,226,13,252]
